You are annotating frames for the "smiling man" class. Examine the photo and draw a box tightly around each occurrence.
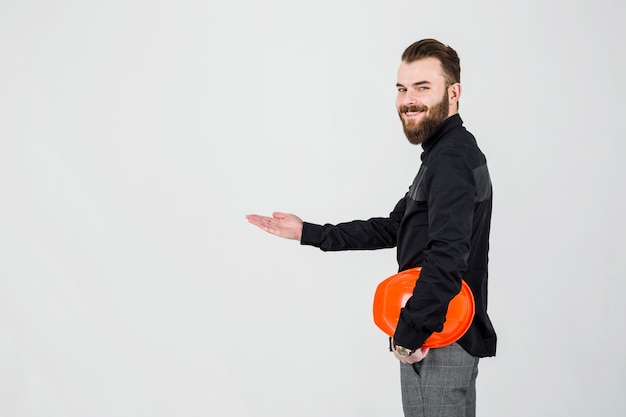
[247,39,496,417]
[396,56,458,145]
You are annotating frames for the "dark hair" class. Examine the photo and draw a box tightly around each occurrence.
[401,39,460,85]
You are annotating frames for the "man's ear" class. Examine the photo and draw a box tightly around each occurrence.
[448,83,462,106]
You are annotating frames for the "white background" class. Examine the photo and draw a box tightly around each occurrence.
[1,1,625,416]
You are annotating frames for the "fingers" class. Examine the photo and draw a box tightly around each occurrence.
[408,347,429,363]
[246,214,277,233]
[246,213,285,237]
[246,213,286,223]
[245,214,268,228]
[245,215,275,235]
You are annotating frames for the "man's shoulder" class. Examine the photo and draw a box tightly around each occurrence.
[431,128,486,168]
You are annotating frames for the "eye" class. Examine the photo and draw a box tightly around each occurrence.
[418,86,429,91]
[397,87,407,93]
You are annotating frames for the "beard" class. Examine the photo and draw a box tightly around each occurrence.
[398,92,450,145]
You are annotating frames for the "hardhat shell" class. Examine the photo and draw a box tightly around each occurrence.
[372,267,475,348]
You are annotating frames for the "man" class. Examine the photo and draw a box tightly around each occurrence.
[246,38,496,417]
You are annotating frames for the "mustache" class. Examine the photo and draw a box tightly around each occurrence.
[399,105,428,113]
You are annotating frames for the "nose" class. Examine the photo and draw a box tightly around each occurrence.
[400,90,418,107]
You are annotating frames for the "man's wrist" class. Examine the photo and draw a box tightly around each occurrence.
[393,343,415,357]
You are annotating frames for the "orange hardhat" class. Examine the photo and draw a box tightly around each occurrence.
[372,267,475,348]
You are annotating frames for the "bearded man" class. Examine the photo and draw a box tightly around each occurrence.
[246,39,497,417]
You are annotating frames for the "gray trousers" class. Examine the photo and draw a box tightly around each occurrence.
[400,343,479,417]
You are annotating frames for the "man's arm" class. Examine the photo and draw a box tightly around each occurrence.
[300,197,406,251]
[247,196,407,250]
[393,149,476,350]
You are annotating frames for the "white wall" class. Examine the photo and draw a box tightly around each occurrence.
[1,1,625,416]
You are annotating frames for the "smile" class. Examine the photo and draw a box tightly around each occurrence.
[404,110,425,120]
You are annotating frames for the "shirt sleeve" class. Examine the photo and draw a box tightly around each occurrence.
[393,148,476,350]
[300,197,406,251]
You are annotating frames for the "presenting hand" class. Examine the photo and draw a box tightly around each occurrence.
[246,212,304,241]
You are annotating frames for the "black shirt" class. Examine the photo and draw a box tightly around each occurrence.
[300,114,497,358]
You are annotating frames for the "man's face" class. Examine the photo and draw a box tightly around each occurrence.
[396,58,455,145]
